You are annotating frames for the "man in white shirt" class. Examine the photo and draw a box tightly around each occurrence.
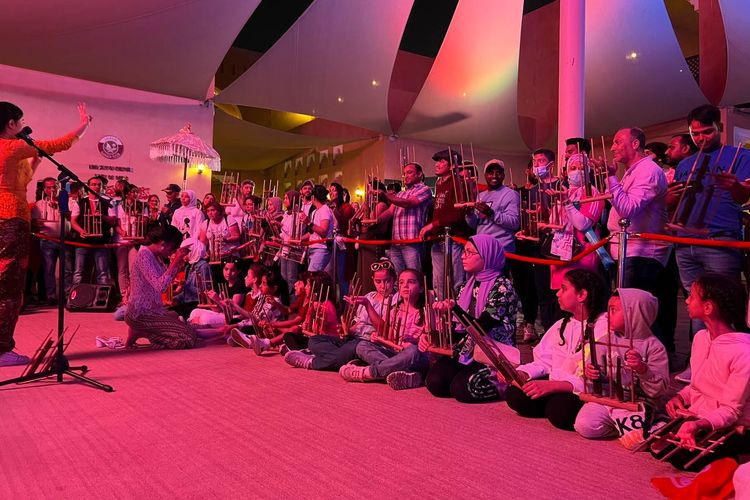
[302,185,334,273]
[226,179,254,218]
[31,177,71,304]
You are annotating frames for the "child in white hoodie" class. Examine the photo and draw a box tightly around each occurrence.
[663,274,750,471]
[574,288,670,442]
[507,269,610,430]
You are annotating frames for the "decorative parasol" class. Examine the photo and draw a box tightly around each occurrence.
[149,123,221,188]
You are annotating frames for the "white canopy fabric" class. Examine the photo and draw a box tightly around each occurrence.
[0,0,259,100]
[719,0,750,106]
[396,0,525,151]
[217,0,414,134]
[583,0,707,137]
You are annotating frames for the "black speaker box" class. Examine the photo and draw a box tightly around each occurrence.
[66,284,116,312]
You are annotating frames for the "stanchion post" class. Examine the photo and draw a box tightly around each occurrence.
[332,227,339,303]
[617,218,631,288]
[443,227,452,301]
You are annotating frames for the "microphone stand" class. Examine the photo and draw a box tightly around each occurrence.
[0,131,113,392]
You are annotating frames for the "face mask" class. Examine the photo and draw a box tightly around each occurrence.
[533,165,549,178]
[568,170,584,187]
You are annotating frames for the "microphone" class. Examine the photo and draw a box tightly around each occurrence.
[16,126,33,140]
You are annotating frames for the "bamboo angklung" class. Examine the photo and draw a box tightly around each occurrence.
[123,202,146,240]
[372,292,404,352]
[207,234,224,265]
[82,199,103,238]
[219,172,240,206]
[340,273,362,337]
[451,304,524,388]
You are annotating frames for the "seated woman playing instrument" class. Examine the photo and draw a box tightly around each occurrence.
[339,268,431,391]
[506,269,609,430]
[421,234,518,403]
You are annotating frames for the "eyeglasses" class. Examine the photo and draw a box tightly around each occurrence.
[370,260,393,272]
[463,247,479,257]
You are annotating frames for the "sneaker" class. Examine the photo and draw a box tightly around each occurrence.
[618,428,645,450]
[386,371,423,390]
[279,344,290,356]
[339,364,372,382]
[230,328,253,349]
[253,337,270,356]
[675,366,691,384]
[522,323,538,344]
[284,350,314,369]
[0,350,30,367]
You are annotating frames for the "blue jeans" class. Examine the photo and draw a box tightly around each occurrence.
[73,247,110,285]
[280,258,299,299]
[40,238,74,299]
[675,241,742,336]
[307,247,331,273]
[308,336,360,371]
[387,243,423,275]
[431,240,465,300]
[355,341,429,379]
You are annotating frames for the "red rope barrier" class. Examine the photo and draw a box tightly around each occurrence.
[504,236,612,266]
[636,232,750,249]
[33,233,138,249]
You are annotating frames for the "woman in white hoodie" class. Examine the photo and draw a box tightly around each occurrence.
[171,189,205,240]
[574,288,670,441]
[506,268,609,430]
[662,273,750,471]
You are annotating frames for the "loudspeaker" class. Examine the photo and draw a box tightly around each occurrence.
[66,284,116,312]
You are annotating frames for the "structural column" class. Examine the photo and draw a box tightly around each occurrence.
[557,0,585,172]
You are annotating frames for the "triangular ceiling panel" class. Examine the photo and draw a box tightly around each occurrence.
[216,0,414,134]
[584,1,706,137]
[0,0,259,100]
[719,0,750,106]
[396,0,526,152]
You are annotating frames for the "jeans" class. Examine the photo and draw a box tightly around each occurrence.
[308,336,360,371]
[115,245,137,301]
[73,247,110,286]
[326,245,349,297]
[619,256,663,293]
[355,341,429,379]
[387,243,423,275]
[280,258,298,300]
[39,238,74,299]
[675,241,742,336]
[431,240,465,300]
[307,247,331,273]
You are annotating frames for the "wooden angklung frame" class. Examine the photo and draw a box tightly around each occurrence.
[372,292,407,353]
[451,144,478,209]
[278,196,307,264]
[219,172,240,207]
[122,202,146,241]
[579,309,642,411]
[81,199,103,238]
[340,273,362,338]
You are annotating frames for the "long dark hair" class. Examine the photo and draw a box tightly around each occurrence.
[0,102,23,133]
[398,268,426,325]
[559,269,609,347]
[263,268,289,305]
[693,274,748,332]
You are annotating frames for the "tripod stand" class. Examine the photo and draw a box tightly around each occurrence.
[0,131,113,392]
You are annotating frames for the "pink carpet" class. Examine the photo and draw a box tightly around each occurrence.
[0,308,674,499]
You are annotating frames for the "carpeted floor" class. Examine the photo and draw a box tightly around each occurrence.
[1,307,678,499]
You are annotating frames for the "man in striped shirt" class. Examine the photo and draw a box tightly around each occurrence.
[374,163,433,274]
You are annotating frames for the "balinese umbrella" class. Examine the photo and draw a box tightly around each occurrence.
[149,123,221,189]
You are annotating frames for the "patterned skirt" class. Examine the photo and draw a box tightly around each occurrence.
[0,218,30,352]
[125,310,197,350]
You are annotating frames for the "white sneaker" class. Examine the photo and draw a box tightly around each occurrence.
[0,350,30,367]
[675,366,691,384]
[230,328,253,349]
[253,337,270,355]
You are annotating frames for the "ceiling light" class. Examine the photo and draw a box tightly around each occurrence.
[626,51,638,60]
[371,80,379,87]
[337,96,344,103]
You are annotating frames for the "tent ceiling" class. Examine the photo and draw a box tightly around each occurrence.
[719,0,750,106]
[216,0,414,134]
[0,0,259,100]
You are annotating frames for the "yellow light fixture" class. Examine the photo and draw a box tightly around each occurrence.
[354,187,365,199]
[196,163,206,174]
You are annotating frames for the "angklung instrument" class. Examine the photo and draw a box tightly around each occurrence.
[195,270,215,308]
[666,143,745,235]
[518,162,563,241]
[81,198,103,238]
[633,409,745,469]
[122,201,146,241]
[219,172,240,207]
[340,273,362,338]
[579,137,613,204]
[40,183,60,222]
[302,281,330,336]
[277,197,307,264]
[579,310,642,411]
[371,292,407,352]
[450,303,524,388]
[451,144,478,209]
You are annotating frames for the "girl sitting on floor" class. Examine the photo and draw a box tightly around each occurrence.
[284,258,397,370]
[506,268,609,430]
[421,234,518,403]
[574,288,669,443]
[226,268,287,347]
[340,268,431,391]
[659,274,750,471]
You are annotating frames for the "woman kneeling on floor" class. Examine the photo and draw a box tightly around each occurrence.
[506,268,609,430]
[125,225,198,349]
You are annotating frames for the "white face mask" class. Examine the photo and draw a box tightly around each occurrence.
[533,165,549,178]
[568,170,584,187]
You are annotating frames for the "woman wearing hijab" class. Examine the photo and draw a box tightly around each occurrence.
[171,189,205,240]
[420,234,518,403]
